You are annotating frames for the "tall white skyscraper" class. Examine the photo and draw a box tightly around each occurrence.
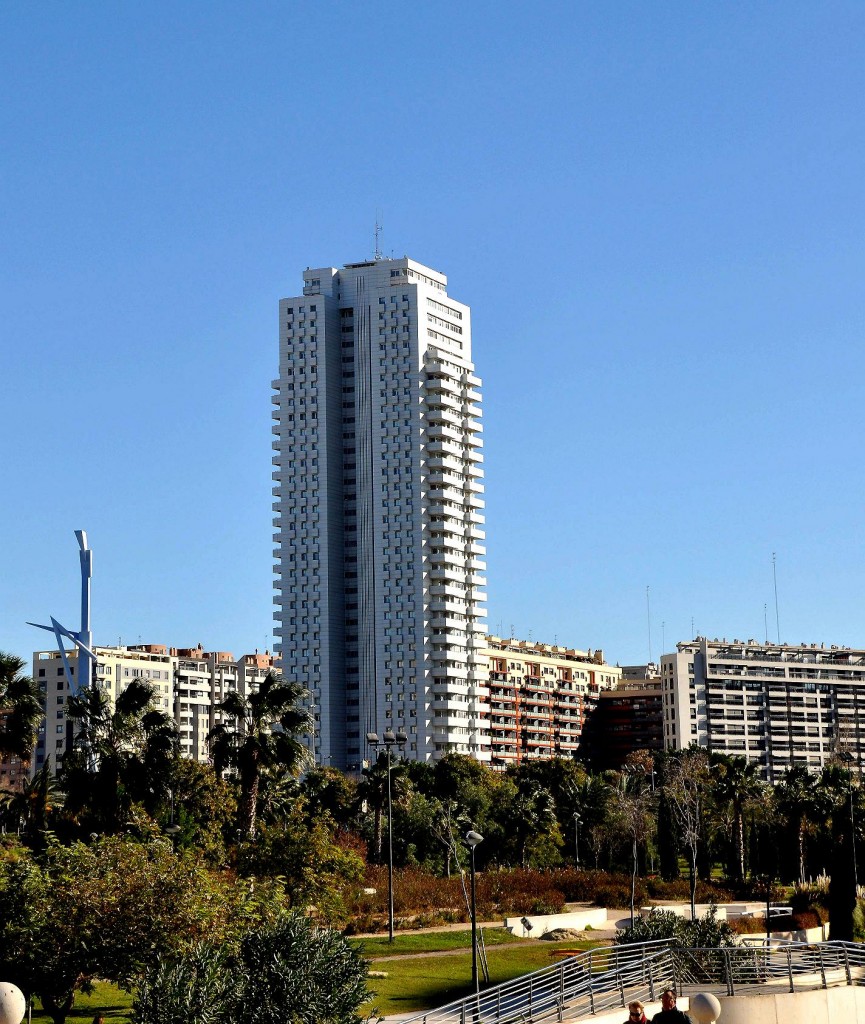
[272,257,489,769]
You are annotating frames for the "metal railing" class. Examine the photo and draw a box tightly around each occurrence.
[398,939,865,1024]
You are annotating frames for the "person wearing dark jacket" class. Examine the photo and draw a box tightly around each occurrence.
[651,990,692,1024]
[624,1001,648,1024]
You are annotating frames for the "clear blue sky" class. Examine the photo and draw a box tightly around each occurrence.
[2,2,864,670]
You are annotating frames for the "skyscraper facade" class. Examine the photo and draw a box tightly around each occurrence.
[272,257,489,769]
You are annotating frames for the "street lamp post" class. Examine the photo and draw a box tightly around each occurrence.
[367,730,407,942]
[164,788,181,850]
[572,812,581,868]
[466,830,484,993]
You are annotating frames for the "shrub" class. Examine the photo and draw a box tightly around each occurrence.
[241,912,371,1024]
[616,906,736,948]
[132,943,237,1024]
[135,913,372,1024]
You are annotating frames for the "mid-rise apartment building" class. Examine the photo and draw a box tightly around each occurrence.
[586,665,663,770]
[32,644,278,769]
[661,637,865,781]
[272,257,488,769]
[483,637,621,766]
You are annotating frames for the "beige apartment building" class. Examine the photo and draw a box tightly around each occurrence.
[32,644,278,769]
[661,637,865,781]
[483,636,621,766]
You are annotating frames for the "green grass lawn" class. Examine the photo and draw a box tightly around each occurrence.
[29,982,134,1024]
[350,925,529,958]
[365,938,601,1017]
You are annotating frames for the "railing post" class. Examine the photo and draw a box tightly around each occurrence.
[617,948,625,1006]
[648,952,656,1001]
[787,946,794,993]
[723,948,734,996]
[818,945,827,989]
[588,951,596,1014]
[844,944,852,985]
[496,986,501,1021]
[461,1003,466,1024]
[558,967,565,1023]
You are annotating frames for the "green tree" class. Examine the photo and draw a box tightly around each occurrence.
[0,652,43,764]
[0,837,287,1024]
[165,758,237,864]
[61,679,178,833]
[711,753,765,883]
[0,758,62,844]
[209,672,310,839]
[357,752,409,863]
[240,912,371,1024]
[774,764,822,884]
[238,801,364,925]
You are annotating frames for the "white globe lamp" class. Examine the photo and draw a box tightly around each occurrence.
[689,992,721,1024]
[0,983,26,1024]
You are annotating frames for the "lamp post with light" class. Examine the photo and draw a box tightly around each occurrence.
[367,729,407,942]
[466,830,484,992]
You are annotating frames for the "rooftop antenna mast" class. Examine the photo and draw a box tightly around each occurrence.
[374,211,383,260]
[646,585,653,663]
[28,530,96,700]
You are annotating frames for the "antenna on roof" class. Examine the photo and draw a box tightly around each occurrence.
[646,585,653,663]
[374,211,383,260]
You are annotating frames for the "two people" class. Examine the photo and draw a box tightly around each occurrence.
[626,991,691,1024]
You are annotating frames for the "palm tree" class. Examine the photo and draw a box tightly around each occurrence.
[62,678,178,832]
[775,764,821,884]
[208,671,310,839]
[0,757,63,839]
[711,754,765,883]
[0,652,44,765]
[357,751,409,862]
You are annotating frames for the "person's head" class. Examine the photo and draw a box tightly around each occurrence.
[628,1002,645,1020]
[661,990,677,1011]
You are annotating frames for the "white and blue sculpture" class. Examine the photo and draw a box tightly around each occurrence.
[28,530,96,696]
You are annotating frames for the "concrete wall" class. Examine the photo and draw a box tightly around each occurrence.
[716,985,865,1024]
[580,989,865,1024]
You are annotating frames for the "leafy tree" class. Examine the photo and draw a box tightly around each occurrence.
[300,766,358,828]
[0,652,43,764]
[237,801,364,925]
[165,758,237,864]
[501,780,563,868]
[209,672,310,839]
[0,837,287,1024]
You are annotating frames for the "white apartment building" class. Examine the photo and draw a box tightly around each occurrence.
[661,637,865,781]
[32,644,278,768]
[272,257,489,769]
